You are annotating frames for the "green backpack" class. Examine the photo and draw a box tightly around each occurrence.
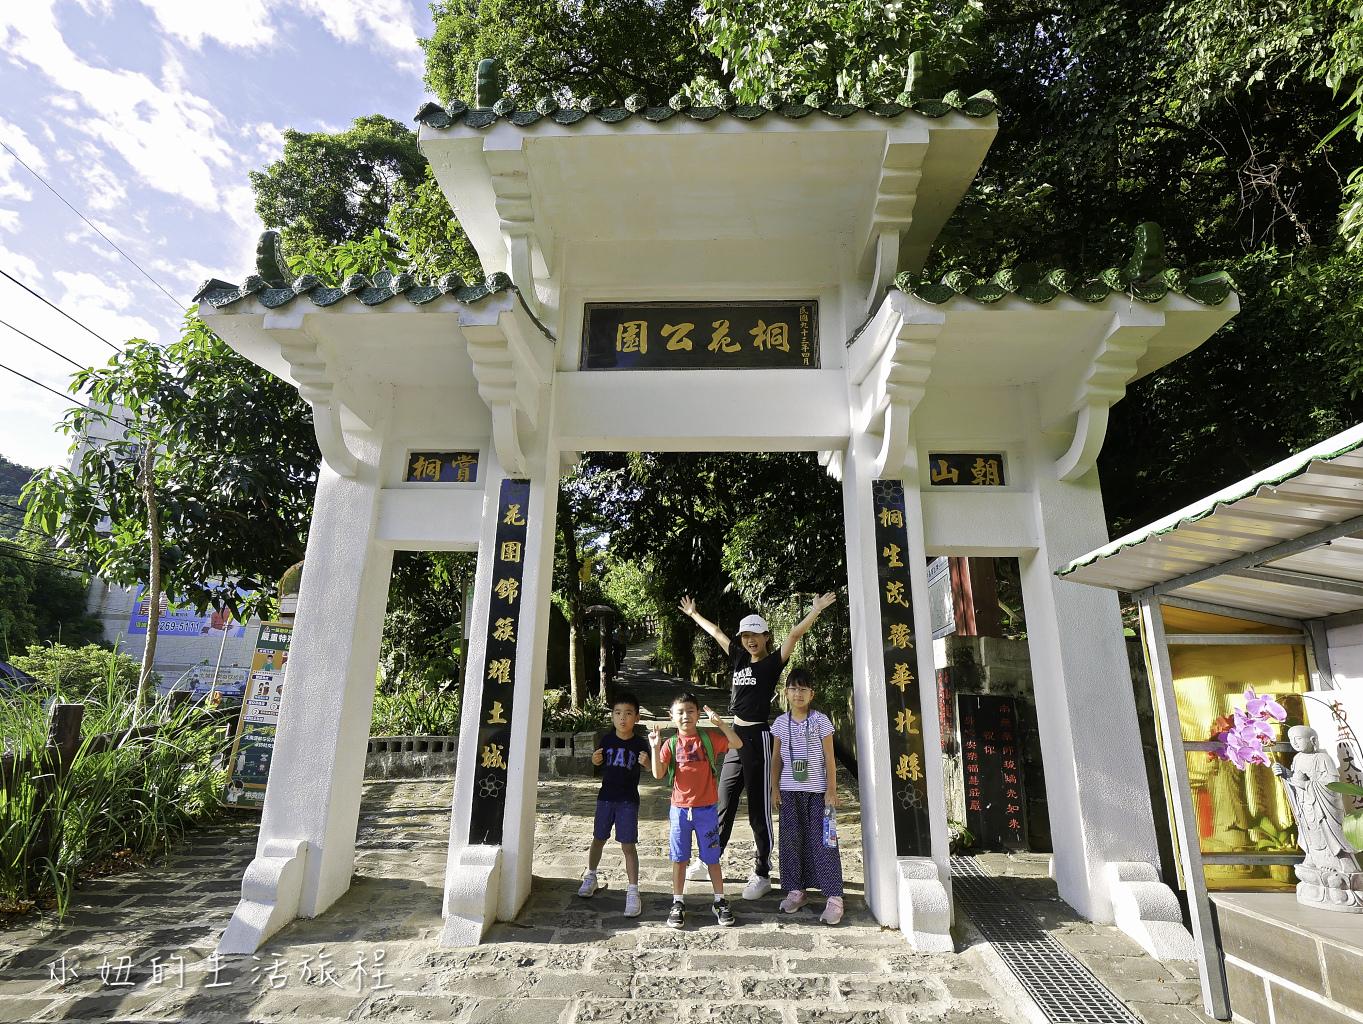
[666,729,719,790]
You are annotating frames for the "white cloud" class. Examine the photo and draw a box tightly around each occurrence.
[0,8,238,210]
[135,0,277,49]
[296,0,424,65]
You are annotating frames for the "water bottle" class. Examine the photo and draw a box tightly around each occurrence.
[823,806,838,848]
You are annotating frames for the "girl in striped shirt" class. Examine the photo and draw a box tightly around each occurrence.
[769,667,844,924]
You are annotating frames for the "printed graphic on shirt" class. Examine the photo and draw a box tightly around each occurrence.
[729,648,786,723]
[659,730,730,807]
[597,732,649,804]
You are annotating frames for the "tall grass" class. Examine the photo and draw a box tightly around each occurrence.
[0,654,226,917]
[370,681,462,736]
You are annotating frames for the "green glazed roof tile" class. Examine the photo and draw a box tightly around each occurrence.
[192,233,523,315]
[413,89,998,132]
[897,224,1236,308]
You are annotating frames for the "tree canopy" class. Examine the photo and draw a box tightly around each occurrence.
[25,317,319,622]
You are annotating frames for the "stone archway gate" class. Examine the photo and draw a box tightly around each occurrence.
[198,84,1236,956]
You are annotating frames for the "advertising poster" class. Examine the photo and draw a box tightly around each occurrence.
[128,585,249,638]
[160,663,252,705]
[222,622,292,808]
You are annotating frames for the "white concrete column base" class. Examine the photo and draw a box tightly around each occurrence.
[217,840,309,954]
[440,845,503,947]
[897,856,953,952]
[1106,862,1196,961]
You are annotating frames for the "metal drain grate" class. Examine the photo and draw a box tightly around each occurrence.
[951,857,1142,1024]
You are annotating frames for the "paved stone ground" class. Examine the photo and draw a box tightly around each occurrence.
[0,770,1018,1024]
[0,759,1215,1024]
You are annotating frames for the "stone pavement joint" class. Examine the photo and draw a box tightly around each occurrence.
[0,771,1210,1024]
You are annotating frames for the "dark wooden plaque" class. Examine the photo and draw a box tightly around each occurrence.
[926,454,1006,487]
[581,301,819,369]
[872,478,931,856]
[467,477,532,846]
[959,694,1027,849]
[405,451,479,483]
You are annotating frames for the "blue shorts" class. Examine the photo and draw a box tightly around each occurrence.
[593,799,639,843]
[669,803,721,864]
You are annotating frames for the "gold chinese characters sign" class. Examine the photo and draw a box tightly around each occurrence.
[405,451,479,483]
[467,478,531,846]
[873,479,932,857]
[927,453,1005,487]
[580,301,819,370]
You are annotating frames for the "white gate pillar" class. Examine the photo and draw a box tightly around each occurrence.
[219,409,393,953]
[843,429,952,950]
[1018,442,1170,926]
[441,443,559,945]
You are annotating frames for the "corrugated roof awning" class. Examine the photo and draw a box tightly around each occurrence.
[1059,422,1363,619]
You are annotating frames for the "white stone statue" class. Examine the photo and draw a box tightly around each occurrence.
[1273,725,1363,913]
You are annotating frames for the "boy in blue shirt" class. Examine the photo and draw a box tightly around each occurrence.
[579,690,651,917]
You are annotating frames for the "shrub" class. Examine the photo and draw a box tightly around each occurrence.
[10,643,148,702]
[0,667,225,917]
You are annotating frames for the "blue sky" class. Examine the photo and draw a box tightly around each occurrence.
[0,0,436,470]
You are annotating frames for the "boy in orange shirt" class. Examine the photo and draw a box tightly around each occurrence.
[649,692,743,928]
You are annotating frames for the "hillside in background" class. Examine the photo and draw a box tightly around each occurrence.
[0,454,30,499]
[0,455,33,539]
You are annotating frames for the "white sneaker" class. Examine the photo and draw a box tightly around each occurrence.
[741,874,772,900]
[578,872,601,898]
[624,890,642,917]
[684,858,710,881]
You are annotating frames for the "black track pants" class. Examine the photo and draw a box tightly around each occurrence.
[715,723,774,878]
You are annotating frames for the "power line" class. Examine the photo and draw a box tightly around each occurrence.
[0,315,87,369]
[0,141,187,312]
[0,360,136,431]
[0,548,90,574]
[0,267,120,353]
[0,536,87,572]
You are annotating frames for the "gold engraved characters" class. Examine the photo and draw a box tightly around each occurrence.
[410,455,441,480]
[503,505,526,526]
[492,617,516,642]
[888,662,915,691]
[487,658,512,684]
[930,459,959,484]
[971,457,1002,486]
[486,701,507,724]
[749,320,790,352]
[877,506,904,528]
[882,543,903,567]
[887,624,914,649]
[616,321,647,354]
[499,541,522,563]
[708,320,740,354]
[662,322,694,350]
[894,709,920,734]
[481,743,507,769]
[895,753,924,782]
[885,581,911,608]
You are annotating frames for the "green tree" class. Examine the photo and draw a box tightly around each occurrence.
[423,0,722,106]
[250,116,428,251]
[253,116,482,283]
[695,0,982,102]
[25,316,320,690]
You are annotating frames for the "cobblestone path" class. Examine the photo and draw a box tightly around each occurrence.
[0,768,1211,1024]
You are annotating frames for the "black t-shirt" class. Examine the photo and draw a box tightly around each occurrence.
[597,731,650,803]
[729,647,787,724]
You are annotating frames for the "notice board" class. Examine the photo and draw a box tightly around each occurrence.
[222,622,292,808]
[959,694,1027,849]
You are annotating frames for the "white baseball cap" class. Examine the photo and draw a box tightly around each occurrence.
[738,614,770,634]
